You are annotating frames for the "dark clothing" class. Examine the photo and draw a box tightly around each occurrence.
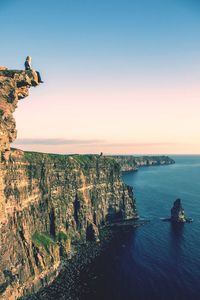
[36,71,43,83]
[25,60,31,70]
[24,59,43,83]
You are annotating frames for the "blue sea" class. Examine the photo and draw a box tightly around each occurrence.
[36,155,200,300]
[121,155,200,300]
[77,155,200,300]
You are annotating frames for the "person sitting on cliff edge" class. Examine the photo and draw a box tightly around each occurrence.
[24,56,44,83]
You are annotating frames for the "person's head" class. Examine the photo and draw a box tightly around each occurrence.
[26,56,32,62]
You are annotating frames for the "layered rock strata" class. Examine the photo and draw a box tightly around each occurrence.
[0,69,39,161]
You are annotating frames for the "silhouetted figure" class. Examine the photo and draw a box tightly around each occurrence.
[24,55,32,70]
[24,56,43,83]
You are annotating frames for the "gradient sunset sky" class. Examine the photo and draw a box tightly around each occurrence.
[1,0,200,154]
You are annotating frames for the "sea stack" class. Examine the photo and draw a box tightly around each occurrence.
[171,199,186,223]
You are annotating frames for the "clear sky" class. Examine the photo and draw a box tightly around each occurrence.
[1,0,200,154]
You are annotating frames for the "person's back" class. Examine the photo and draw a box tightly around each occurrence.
[24,56,32,70]
[24,56,43,83]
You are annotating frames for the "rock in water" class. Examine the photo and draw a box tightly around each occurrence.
[171,199,186,223]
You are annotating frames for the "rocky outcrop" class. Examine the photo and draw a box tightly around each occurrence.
[0,69,137,299]
[0,69,39,161]
[110,155,175,172]
[171,199,186,223]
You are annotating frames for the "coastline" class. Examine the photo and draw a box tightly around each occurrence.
[110,155,175,172]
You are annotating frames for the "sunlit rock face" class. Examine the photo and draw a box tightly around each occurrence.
[0,69,39,161]
[0,69,137,299]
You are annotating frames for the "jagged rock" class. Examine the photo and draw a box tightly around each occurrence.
[171,199,186,223]
[65,239,71,257]
[0,69,40,162]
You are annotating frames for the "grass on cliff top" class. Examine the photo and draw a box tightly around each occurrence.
[23,151,117,167]
[15,149,173,166]
[21,150,121,175]
[72,155,121,173]
[32,232,56,253]
[23,151,95,162]
[23,151,70,166]
[24,151,68,161]
[72,154,96,166]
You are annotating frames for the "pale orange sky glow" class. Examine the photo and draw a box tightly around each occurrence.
[13,79,200,155]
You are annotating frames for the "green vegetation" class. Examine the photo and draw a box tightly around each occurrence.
[0,109,4,118]
[32,230,73,252]
[22,151,120,171]
[21,151,122,180]
[77,191,84,201]
[23,150,68,164]
[72,154,94,165]
[32,232,56,253]
[56,231,71,242]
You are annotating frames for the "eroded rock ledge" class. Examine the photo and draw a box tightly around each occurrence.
[0,68,39,161]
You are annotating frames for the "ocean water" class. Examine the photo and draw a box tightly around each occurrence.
[76,155,200,300]
[36,156,200,300]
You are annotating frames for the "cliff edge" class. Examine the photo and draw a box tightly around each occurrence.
[0,69,137,299]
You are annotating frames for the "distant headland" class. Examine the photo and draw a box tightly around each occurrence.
[108,155,175,172]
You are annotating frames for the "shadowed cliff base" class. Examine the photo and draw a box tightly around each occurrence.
[20,224,144,300]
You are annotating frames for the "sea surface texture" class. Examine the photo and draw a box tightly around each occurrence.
[121,155,200,300]
[37,156,200,300]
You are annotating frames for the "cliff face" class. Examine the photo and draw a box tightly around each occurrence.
[0,152,136,299]
[0,70,137,299]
